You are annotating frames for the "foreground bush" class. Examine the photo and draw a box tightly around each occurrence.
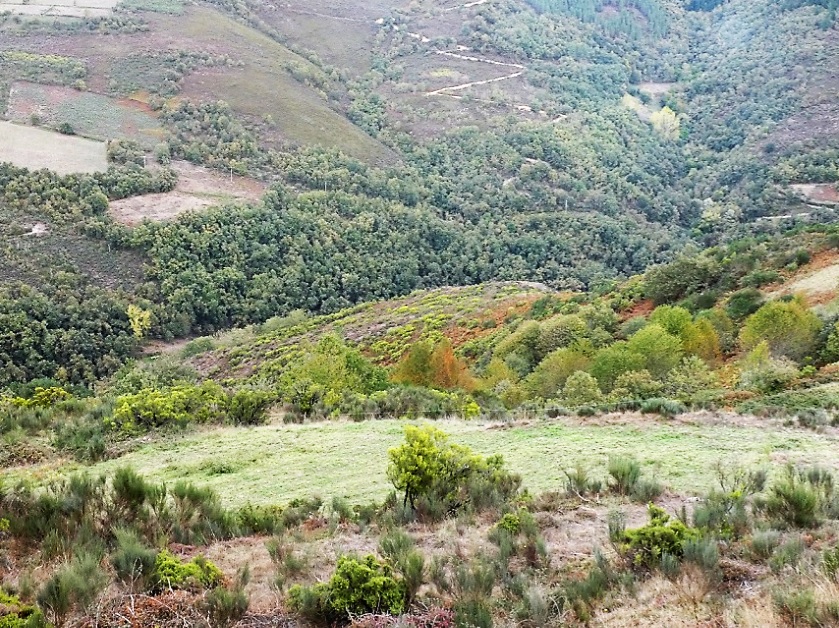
[0,589,49,628]
[288,555,406,624]
[615,505,700,571]
[387,425,520,519]
[764,465,837,529]
[152,550,222,592]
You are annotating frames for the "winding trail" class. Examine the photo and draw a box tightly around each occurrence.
[442,0,488,12]
[427,71,524,96]
[434,50,525,69]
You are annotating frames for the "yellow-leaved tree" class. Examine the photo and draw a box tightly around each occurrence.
[650,106,681,141]
[127,304,152,339]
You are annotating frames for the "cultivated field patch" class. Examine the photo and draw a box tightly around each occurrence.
[791,182,839,206]
[0,120,107,173]
[108,160,267,225]
[6,81,164,147]
[68,415,839,507]
[0,0,116,18]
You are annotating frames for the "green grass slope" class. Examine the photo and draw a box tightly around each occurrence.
[75,415,839,507]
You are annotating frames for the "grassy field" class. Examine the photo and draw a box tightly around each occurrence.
[0,121,107,174]
[77,416,839,507]
[7,82,164,148]
[0,0,116,17]
[151,6,398,165]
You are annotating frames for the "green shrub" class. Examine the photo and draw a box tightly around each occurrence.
[639,398,686,418]
[559,552,624,623]
[590,344,645,392]
[822,545,839,580]
[773,589,819,626]
[749,531,781,561]
[607,456,642,496]
[737,342,799,393]
[0,589,48,628]
[266,534,309,589]
[181,337,215,357]
[609,369,663,402]
[108,381,229,431]
[387,425,520,518]
[452,560,496,628]
[726,288,765,320]
[37,553,107,626]
[739,298,823,361]
[694,490,750,539]
[494,513,521,536]
[631,477,664,503]
[765,467,822,528]
[378,529,425,604]
[682,538,720,578]
[616,505,700,571]
[626,324,683,378]
[561,371,603,407]
[152,550,223,591]
[564,463,602,497]
[524,349,590,398]
[287,555,406,623]
[227,389,273,425]
[110,528,157,591]
[454,599,493,628]
[741,269,781,289]
[769,537,805,572]
[202,566,250,628]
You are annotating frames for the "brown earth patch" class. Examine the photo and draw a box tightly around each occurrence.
[445,295,539,348]
[620,298,654,321]
[109,160,267,225]
[790,183,839,206]
[766,248,839,300]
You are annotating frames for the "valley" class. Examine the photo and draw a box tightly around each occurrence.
[2,0,839,626]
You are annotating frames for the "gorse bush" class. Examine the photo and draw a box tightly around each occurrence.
[749,531,781,561]
[152,550,222,592]
[0,589,48,628]
[107,382,272,431]
[378,529,425,605]
[37,553,108,627]
[607,455,641,496]
[764,465,836,529]
[287,555,406,624]
[0,467,277,553]
[452,560,496,628]
[387,425,520,519]
[692,463,764,538]
[615,505,700,571]
[202,566,250,628]
[110,528,157,591]
[564,463,602,497]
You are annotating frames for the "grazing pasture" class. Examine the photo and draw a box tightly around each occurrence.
[0,120,107,174]
[0,0,117,18]
[69,415,839,507]
[6,81,164,147]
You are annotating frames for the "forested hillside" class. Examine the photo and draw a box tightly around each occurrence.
[0,0,837,382]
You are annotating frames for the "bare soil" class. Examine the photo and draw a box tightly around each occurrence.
[790,183,839,206]
[767,249,839,301]
[108,160,267,225]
